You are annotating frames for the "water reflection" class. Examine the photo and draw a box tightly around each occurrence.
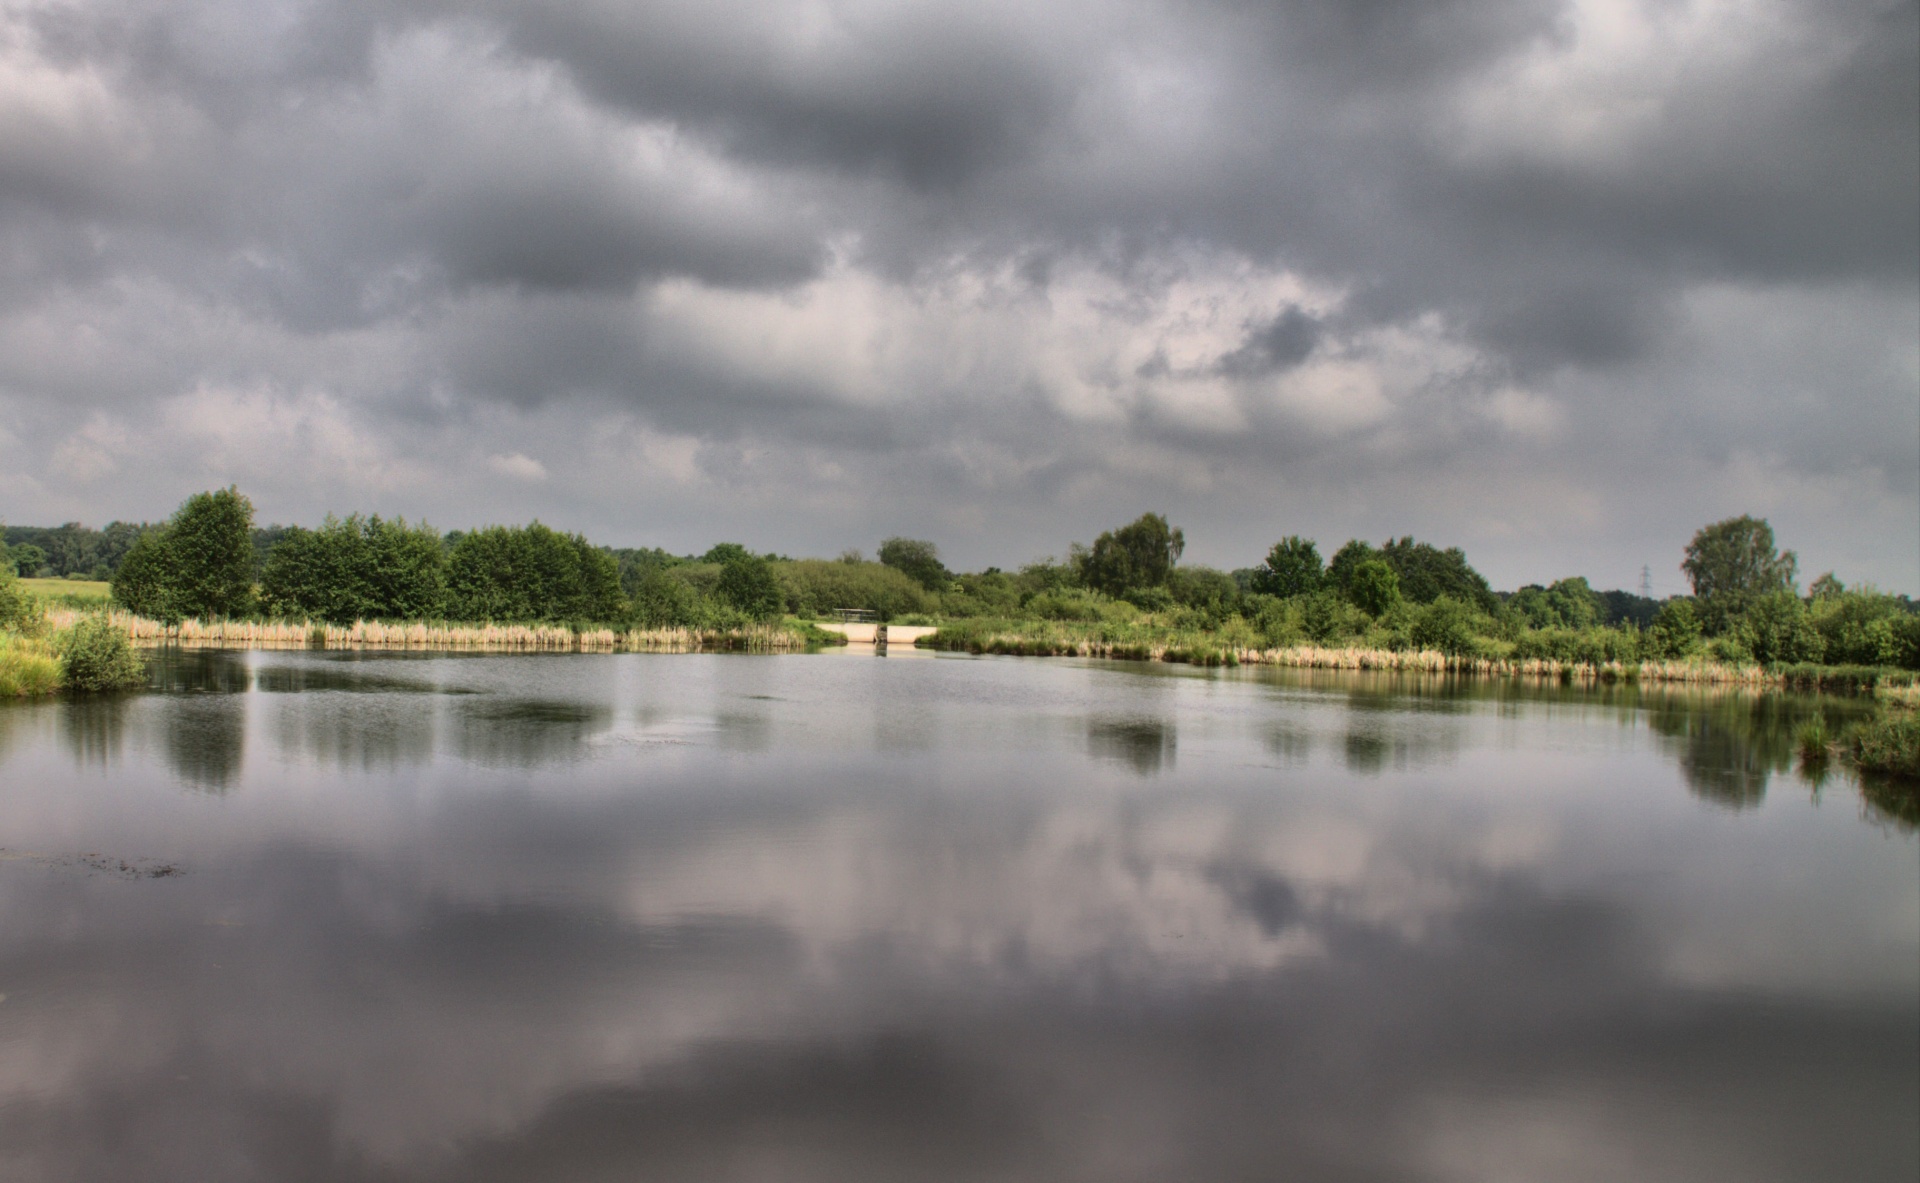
[0,653,1911,1183]
[451,698,613,767]
[1086,717,1175,774]
[163,695,247,791]
[1645,693,1836,811]
[147,646,253,694]
[58,695,128,768]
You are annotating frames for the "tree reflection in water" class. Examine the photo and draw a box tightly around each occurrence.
[1086,717,1175,775]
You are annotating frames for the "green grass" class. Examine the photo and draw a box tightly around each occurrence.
[1848,709,1920,780]
[0,632,60,697]
[21,578,111,604]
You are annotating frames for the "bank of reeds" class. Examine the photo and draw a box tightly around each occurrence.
[923,618,1848,687]
[41,609,822,654]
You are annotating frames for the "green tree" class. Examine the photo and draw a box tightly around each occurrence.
[1682,516,1797,632]
[1075,513,1185,597]
[260,515,447,622]
[111,529,181,620]
[9,542,45,577]
[1346,558,1400,617]
[0,545,35,632]
[1736,590,1824,665]
[445,523,625,622]
[877,537,951,591]
[715,554,784,620]
[166,487,257,618]
[627,565,699,628]
[1648,599,1702,659]
[1251,536,1324,598]
[1379,537,1495,609]
[1409,597,1480,656]
[701,542,752,565]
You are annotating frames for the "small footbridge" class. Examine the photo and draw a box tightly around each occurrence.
[814,609,936,651]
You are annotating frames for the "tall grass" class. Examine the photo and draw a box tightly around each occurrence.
[1848,709,1920,780]
[0,632,59,697]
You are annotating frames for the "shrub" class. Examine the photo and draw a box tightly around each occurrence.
[1849,710,1920,780]
[55,615,146,693]
[714,555,784,621]
[1409,597,1481,656]
[1648,599,1702,658]
[0,559,36,633]
[778,559,927,620]
[628,565,700,627]
[1736,590,1824,665]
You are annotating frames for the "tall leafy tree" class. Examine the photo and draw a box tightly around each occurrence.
[877,537,950,591]
[260,515,447,622]
[168,487,258,618]
[714,554,784,620]
[1076,513,1185,597]
[111,529,181,619]
[445,523,624,622]
[1346,558,1400,617]
[1378,537,1495,609]
[1251,536,1324,597]
[1682,515,1797,632]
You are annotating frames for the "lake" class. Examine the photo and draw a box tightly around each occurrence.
[0,648,1914,1182]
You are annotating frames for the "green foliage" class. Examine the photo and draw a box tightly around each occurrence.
[626,565,699,627]
[0,633,60,697]
[110,528,183,621]
[445,523,626,622]
[1683,515,1797,631]
[778,559,928,620]
[166,487,258,619]
[715,554,784,621]
[1409,597,1483,656]
[1166,565,1239,620]
[1808,587,1908,667]
[0,555,35,633]
[940,570,1021,618]
[1251,536,1324,597]
[55,614,146,693]
[1075,513,1184,596]
[1648,599,1702,658]
[701,543,752,565]
[1848,709,1920,780]
[1345,558,1400,617]
[1735,590,1824,665]
[1299,590,1370,643]
[1379,537,1495,609]
[1024,588,1140,623]
[10,541,45,576]
[1509,577,1604,630]
[260,515,447,622]
[877,538,951,591]
[1326,540,1377,595]
[4,521,158,578]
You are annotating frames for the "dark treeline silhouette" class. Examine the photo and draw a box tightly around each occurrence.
[8,491,1917,670]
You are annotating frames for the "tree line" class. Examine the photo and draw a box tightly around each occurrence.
[7,488,1915,670]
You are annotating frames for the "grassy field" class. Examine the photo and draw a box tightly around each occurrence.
[21,578,111,603]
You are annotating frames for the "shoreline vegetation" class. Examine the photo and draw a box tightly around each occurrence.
[2,488,1917,783]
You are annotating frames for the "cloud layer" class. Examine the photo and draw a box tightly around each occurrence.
[0,0,1913,589]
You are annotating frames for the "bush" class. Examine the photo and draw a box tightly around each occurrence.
[0,559,36,632]
[628,565,700,627]
[714,555,784,621]
[1648,599,1702,658]
[1849,710,1920,780]
[1736,590,1824,665]
[1409,597,1482,656]
[778,559,928,620]
[56,615,146,693]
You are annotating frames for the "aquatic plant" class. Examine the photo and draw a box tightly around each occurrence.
[1847,709,1920,780]
[55,614,147,693]
[0,632,60,697]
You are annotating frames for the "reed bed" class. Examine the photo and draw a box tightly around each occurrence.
[41,610,817,654]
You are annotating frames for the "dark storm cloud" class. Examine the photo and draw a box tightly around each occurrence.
[0,0,1912,585]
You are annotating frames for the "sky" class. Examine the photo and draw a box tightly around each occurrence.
[0,0,1913,594]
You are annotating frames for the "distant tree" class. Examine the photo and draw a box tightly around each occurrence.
[1168,565,1240,618]
[446,523,624,622]
[1250,536,1324,598]
[9,542,45,577]
[1378,537,1495,609]
[1326,540,1378,597]
[167,487,258,618]
[260,515,447,622]
[1682,516,1796,632]
[1808,573,1845,601]
[1510,577,1604,630]
[1076,513,1185,597]
[714,554,784,620]
[701,542,752,565]
[628,565,699,628]
[878,537,951,590]
[1346,558,1400,617]
[1736,590,1824,665]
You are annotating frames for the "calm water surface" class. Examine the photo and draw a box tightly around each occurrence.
[0,648,1914,1182]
